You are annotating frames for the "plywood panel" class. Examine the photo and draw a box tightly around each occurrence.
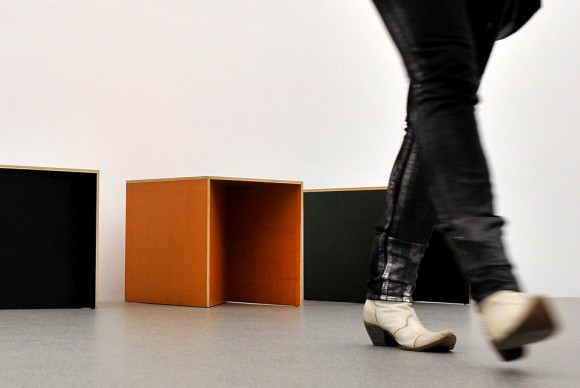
[303,188,469,304]
[125,177,303,307]
[224,181,302,306]
[303,189,384,303]
[208,181,227,306]
[0,167,97,309]
[125,179,209,306]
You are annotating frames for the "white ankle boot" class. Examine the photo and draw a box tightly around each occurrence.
[363,300,457,351]
[479,291,558,361]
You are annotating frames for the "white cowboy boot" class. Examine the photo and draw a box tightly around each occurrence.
[479,291,558,361]
[363,299,457,351]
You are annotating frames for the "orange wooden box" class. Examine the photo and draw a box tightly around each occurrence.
[125,177,303,307]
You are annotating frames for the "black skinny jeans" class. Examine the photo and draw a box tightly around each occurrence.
[367,0,520,303]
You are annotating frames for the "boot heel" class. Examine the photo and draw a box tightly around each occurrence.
[497,347,525,361]
[364,321,398,347]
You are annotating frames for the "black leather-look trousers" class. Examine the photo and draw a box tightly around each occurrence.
[367,0,521,303]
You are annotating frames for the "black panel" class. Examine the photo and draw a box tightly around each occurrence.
[414,230,470,304]
[304,190,384,304]
[304,189,469,304]
[0,168,97,309]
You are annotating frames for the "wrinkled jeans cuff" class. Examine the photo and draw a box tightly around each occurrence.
[367,236,427,302]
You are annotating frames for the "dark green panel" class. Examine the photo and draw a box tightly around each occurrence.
[304,189,469,304]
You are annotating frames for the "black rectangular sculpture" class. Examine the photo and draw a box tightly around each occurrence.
[304,188,469,304]
[0,166,98,309]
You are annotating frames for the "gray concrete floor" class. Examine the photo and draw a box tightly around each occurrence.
[0,299,577,387]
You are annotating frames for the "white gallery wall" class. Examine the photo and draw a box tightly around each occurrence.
[1,1,578,301]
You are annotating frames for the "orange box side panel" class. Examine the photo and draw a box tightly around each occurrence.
[208,181,227,306]
[223,182,302,306]
[125,179,209,306]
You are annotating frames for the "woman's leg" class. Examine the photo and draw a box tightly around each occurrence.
[366,0,556,360]
[366,113,436,303]
[370,0,519,304]
[364,125,457,352]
